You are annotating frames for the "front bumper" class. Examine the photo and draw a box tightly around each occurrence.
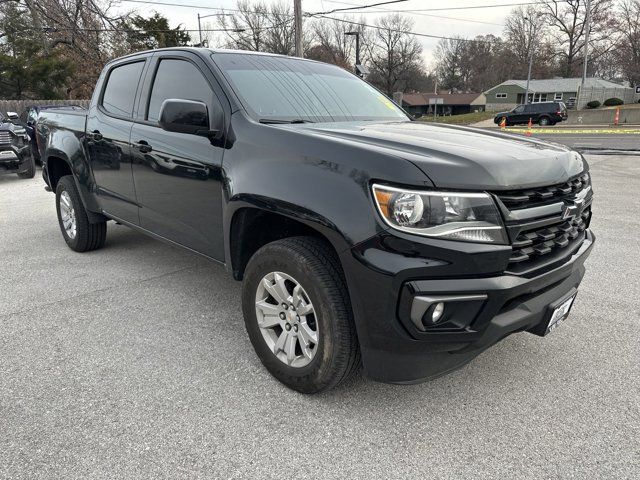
[0,145,32,175]
[340,229,595,384]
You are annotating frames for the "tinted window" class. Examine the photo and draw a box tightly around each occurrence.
[102,61,145,117]
[147,59,213,123]
[514,105,525,113]
[215,53,408,123]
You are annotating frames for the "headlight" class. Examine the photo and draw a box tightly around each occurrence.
[372,184,507,244]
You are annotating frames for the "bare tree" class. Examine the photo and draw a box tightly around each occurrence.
[308,16,365,69]
[366,14,423,96]
[434,37,466,92]
[218,0,270,51]
[217,0,305,55]
[543,0,616,77]
[503,6,554,78]
[614,0,640,84]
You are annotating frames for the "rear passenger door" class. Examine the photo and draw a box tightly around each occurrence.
[129,52,228,260]
[86,59,147,223]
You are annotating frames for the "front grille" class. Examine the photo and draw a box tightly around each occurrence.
[497,172,590,209]
[0,131,12,145]
[508,208,591,268]
[494,172,593,275]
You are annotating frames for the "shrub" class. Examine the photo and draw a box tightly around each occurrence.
[603,97,624,106]
[586,100,601,109]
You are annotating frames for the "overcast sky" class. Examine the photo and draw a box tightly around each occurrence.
[114,0,525,67]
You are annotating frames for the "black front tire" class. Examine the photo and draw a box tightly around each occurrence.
[55,175,107,252]
[242,237,360,394]
[539,116,550,126]
[17,155,36,179]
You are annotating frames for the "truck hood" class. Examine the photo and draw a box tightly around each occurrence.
[295,121,585,190]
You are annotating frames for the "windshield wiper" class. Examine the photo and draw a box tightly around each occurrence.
[259,118,315,124]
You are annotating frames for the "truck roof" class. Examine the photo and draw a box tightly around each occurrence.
[107,47,323,66]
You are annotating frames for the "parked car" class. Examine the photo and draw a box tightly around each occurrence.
[0,112,35,179]
[494,102,568,126]
[37,48,594,393]
[19,104,84,164]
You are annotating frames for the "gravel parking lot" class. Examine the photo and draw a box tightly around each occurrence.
[1,155,638,479]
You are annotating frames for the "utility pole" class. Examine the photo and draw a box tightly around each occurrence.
[580,0,592,109]
[523,15,537,105]
[197,13,202,46]
[294,0,303,57]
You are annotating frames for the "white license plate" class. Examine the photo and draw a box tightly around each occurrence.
[546,294,577,334]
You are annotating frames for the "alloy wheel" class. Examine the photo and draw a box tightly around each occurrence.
[254,271,319,368]
[59,190,77,239]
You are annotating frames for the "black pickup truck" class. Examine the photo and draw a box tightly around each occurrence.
[38,48,594,393]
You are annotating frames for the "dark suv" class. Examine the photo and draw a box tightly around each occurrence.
[494,102,568,126]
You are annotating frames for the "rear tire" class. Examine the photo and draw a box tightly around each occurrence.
[241,236,360,393]
[55,175,106,252]
[17,155,36,179]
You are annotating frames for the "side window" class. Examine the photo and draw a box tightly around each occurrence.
[147,59,214,123]
[101,61,145,118]
[514,105,525,113]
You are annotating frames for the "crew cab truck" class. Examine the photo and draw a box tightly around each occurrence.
[38,48,594,393]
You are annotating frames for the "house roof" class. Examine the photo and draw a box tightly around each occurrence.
[487,77,627,93]
[401,92,483,106]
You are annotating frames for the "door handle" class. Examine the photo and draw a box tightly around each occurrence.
[90,130,103,141]
[135,140,152,153]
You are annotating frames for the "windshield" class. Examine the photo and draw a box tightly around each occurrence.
[214,53,409,123]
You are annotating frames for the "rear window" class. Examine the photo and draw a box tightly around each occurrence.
[101,61,145,118]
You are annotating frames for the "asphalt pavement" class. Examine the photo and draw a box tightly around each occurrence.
[1,157,639,479]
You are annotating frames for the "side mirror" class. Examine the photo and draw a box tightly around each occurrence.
[159,99,211,136]
[413,112,423,119]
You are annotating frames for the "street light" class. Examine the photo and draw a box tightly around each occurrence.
[345,31,368,77]
[197,12,233,46]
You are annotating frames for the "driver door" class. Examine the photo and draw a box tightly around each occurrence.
[130,52,228,260]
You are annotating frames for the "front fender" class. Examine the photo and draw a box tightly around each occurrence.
[221,114,432,259]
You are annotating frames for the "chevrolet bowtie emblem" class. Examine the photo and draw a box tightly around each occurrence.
[562,198,584,220]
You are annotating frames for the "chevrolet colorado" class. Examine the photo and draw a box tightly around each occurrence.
[38,48,594,393]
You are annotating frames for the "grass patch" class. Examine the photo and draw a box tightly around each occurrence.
[418,110,495,125]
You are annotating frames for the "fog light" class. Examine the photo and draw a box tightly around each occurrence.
[409,294,487,332]
[431,302,445,323]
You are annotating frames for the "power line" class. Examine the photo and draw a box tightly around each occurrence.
[111,0,505,43]
[311,14,495,44]
[338,10,505,26]
[319,0,568,13]
[312,0,409,15]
